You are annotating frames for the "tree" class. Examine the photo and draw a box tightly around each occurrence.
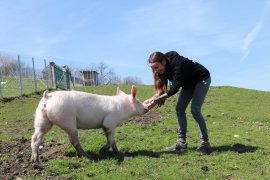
[0,55,18,76]
[86,62,142,86]
[96,62,116,85]
[122,76,142,85]
[107,74,122,85]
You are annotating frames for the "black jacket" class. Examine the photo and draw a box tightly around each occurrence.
[165,51,210,97]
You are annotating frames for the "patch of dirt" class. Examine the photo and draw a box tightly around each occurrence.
[253,122,269,130]
[0,111,164,179]
[161,127,177,134]
[127,111,163,124]
[262,151,270,156]
[0,137,65,179]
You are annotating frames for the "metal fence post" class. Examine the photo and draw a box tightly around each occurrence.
[18,56,23,96]
[32,57,37,92]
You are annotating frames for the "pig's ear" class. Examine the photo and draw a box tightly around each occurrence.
[131,85,137,98]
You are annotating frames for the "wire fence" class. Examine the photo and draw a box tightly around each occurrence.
[0,52,85,98]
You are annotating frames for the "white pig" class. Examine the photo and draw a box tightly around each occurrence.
[31,86,148,163]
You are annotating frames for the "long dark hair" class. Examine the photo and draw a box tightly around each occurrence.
[148,52,168,107]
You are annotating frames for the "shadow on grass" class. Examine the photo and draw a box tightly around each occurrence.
[65,143,258,163]
[189,143,258,154]
[211,143,258,154]
[65,149,187,164]
[116,150,188,164]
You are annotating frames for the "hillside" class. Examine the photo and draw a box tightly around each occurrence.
[0,85,270,179]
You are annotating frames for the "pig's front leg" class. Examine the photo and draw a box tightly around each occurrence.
[99,127,111,153]
[111,141,119,154]
[100,128,119,154]
[67,130,91,159]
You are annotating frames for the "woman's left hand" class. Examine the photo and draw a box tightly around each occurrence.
[144,93,168,110]
[143,96,157,110]
[143,98,152,105]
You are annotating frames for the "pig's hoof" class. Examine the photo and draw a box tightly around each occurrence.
[78,152,91,159]
[30,155,39,163]
[84,153,92,159]
[30,159,39,163]
[112,144,119,154]
[112,150,119,155]
[99,147,110,154]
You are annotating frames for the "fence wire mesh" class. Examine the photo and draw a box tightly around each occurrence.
[0,52,85,98]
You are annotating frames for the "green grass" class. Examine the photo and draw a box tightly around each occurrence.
[0,85,270,179]
[1,77,52,98]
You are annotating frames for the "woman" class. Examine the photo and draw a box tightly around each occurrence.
[144,51,211,153]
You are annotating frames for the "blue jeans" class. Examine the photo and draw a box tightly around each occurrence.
[176,77,211,142]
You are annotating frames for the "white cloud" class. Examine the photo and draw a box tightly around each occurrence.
[242,21,263,60]
[242,0,270,60]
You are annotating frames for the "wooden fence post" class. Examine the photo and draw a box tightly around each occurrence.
[44,59,49,89]
[18,56,23,96]
[32,58,37,92]
[0,75,2,98]
[49,61,56,89]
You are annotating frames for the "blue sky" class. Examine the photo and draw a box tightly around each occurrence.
[1,0,270,91]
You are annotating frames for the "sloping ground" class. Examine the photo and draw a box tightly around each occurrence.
[0,111,163,179]
[0,86,270,179]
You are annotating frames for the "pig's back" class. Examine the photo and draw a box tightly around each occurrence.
[43,91,121,129]
[71,91,121,129]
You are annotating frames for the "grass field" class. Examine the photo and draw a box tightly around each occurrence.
[0,76,52,98]
[0,85,270,179]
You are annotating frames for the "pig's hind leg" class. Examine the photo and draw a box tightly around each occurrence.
[31,114,52,163]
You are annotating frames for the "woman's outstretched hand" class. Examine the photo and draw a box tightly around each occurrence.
[144,93,168,110]
[143,98,155,110]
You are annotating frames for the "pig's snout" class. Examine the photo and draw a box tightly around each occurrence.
[143,108,149,114]
[142,103,149,113]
